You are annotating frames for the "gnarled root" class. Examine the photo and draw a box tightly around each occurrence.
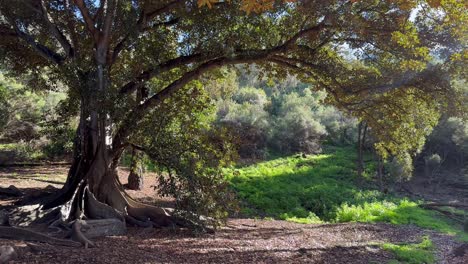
[0,226,81,247]
[124,214,153,228]
[125,200,175,228]
[71,220,95,248]
[73,219,126,239]
[84,188,124,221]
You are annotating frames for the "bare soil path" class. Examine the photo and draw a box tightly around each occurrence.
[1,166,467,263]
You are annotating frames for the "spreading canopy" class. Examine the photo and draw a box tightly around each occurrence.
[0,0,466,227]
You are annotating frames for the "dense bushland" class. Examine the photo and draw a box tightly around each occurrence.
[0,74,75,162]
[213,68,357,159]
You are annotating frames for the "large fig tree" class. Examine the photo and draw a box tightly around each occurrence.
[0,0,464,228]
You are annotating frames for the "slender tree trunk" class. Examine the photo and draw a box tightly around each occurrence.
[377,156,384,191]
[357,121,364,178]
[127,147,144,190]
[356,121,368,179]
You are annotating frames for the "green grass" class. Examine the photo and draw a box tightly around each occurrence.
[382,236,435,264]
[226,146,468,241]
[0,143,18,151]
[0,142,45,161]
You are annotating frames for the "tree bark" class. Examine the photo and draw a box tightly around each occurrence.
[127,147,144,190]
[41,68,176,230]
[357,121,364,178]
[377,156,384,192]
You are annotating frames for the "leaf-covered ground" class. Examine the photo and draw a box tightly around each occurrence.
[1,219,467,263]
[0,165,467,263]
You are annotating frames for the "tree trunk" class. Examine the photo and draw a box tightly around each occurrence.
[357,121,364,178]
[356,121,368,179]
[41,68,175,229]
[127,147,144,190]
[377,156,384,192]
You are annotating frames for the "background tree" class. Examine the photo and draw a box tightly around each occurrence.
[0,0,465,231]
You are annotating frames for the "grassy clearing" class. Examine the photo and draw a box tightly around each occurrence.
[0,142,45,161]
[225,146,467,241]
[383,236,435,264]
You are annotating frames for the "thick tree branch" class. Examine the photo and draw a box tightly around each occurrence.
[96,0,118,64]
[119,22,327,95]
[112,22,329,149]
[110,17,179,65]
[72,0,98,41]
[110,1,182,66]
[10,23,64,64]
[93,0,106,22]
[64,0,80,56]
[101,0,115,44]
[39,0,74,57]
[118,53,204,94]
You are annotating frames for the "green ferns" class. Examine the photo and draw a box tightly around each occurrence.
[227,146,467,241]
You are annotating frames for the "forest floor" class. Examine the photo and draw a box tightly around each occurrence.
[0,165,467,264]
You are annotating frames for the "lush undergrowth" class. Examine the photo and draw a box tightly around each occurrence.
[382,236,435,264]
[226,146,467,241]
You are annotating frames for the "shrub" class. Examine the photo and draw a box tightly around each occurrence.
[269,91,327,154]
[387,154,414,182]
[220,101,270,159]
[232,86,268,106]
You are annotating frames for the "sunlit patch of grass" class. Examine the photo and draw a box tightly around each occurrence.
[226,146,468,241]
[0,143,15,150]
[382,236,435,264]
[335,200,468,241]
[282,212,323,224]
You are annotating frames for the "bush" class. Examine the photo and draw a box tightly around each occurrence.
[387,154,414,182]
[232,86,268,106]
[219,100,270,159]
[270,108,326,154]
[1,120,40,141]
[420,117,467,170]
[40,118,75,159]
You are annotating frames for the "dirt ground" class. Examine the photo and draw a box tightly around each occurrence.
[1,166,467,264]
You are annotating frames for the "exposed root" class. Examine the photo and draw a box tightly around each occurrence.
[48,218,70,234]
[72,219,126,239]
[122,190,176,228]
[0,226,81,247]
[71,220,95,248]
[124,214,153,228]
[84,188,124,221]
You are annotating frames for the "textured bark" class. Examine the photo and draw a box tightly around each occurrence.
[39,67,176,245]
[127,148,144,190]
[356,121,367,178]
[74,219,126,239]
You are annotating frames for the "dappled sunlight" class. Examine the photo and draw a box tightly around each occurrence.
[0,166,68,188]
